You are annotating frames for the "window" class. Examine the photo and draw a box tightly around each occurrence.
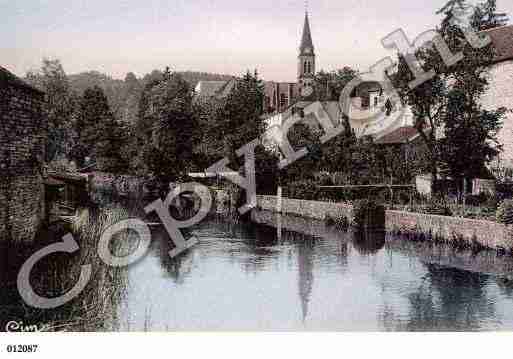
[361,96,370,109]
[374,97,378,107]
[280,93,288,108]
[304,61,308,74]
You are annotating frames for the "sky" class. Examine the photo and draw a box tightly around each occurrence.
[2,0,513,82]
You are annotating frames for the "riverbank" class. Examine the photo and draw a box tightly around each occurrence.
[255,195,513,252]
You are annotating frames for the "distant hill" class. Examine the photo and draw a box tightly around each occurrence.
[68,70,234,123]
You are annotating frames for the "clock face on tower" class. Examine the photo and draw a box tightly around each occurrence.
[304,47,312,54]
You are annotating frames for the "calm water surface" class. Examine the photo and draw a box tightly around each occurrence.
[107,210,513,331]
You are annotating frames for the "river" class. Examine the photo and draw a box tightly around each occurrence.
[104,209,513,331]
[4,205,513,332]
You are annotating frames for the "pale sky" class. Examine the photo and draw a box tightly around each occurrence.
[2,0,513,82]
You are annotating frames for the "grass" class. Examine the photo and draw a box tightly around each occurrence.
[389,200,498,222]
[2,201,147,332]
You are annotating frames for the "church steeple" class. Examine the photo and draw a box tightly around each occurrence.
[298,9,316,98]
[299,11,315,56]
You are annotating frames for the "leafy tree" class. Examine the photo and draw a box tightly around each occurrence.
[393,0,508,193]
[26,59,77,162]
[121,72,142,124]
[96,115,129,173]
[470,0,509,31]
[392,53,448,193]
[75,86,113,158]
[214,71,266,161]
[437,0,506,191]
[282,123,323,182]
[137,68,198,183]
[314,67,358,101]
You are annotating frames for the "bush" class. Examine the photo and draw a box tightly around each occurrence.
[496,199,513,225]
[423,197,453,216]
[325,213,350,230]
[353,198,385,230]
[285,180,319,200]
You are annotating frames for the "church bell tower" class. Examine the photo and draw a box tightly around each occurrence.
[298,10,316,99]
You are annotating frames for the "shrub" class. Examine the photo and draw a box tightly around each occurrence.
[285,180,319,200]
[496,199,513,225]
[353,198,385,230]
[423,197,453,216]
[325,213,350,230]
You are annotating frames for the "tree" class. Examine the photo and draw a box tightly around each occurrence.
[137,68,198,183]
[392,53,448,193]
[26,59,77,162]
[282,123,323,182]
[470,0,509,31]
[393,0,508,194]
[214,71,266,161]
[95,115,128,173]
[437,0,506,192]
[314,67,358,101]
[120,72,142,124]
[74,86,113,162]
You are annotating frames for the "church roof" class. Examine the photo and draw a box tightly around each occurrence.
[299,12,314,54]
[483,24,513,64]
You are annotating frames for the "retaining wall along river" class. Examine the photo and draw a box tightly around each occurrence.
[255,195,513,251]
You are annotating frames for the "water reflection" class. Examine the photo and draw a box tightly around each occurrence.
[353,230,386,256]
[386,264,497,331]
[296,238,315,322]
[5,207,513,331]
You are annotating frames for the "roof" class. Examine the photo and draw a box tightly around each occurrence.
[47,171,88,184]
[195,79,237,98]
[375,126,420,145]
[0,66,44,95]
[299,12,314,54]
[483,25,513,64]
[195,81,227,97]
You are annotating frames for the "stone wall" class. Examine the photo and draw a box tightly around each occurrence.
[386,210,513,250]
[481,60,513,167]
[256,195,513,251]
[257,195,354,221]
[0,70,46,243]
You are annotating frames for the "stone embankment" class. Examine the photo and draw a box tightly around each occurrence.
[255,195,513,252]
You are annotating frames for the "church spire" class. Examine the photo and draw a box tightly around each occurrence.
[299,10,314,55]
[297,6,316,97]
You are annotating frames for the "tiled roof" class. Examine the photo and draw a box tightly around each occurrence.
[216,79,237,98]
[195,81,229,97]
[375,126,420,145]
[195,79,238,99]
[0,66,44,95]
[483,25,513,64]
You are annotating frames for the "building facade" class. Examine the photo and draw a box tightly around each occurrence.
[480,25,513,168]
[0,67,46,243]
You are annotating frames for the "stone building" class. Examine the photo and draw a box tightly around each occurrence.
[377,25,513,169]
[480,25,513,168]
[0,66,46,243]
